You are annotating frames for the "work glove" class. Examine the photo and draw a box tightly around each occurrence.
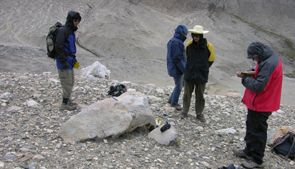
[62,62,70,68]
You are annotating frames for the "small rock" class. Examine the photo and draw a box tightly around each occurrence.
[2,154,16,161]
[33,155,45,160]
[0,161,4,168]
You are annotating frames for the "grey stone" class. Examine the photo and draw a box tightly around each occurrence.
[2,154,16,161]
[0,161,4,168]
[148,125,178,145]
[216,128,237,134]
[0,92,12,99]
[59,91,156,143]
[26,99,39,107]
[0,82,7,88]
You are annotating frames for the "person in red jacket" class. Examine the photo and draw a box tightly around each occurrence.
[234,41,283,168]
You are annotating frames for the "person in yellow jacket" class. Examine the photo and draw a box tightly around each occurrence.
[180,25,215,122]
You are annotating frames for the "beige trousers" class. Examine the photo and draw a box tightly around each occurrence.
[58,69,74,98]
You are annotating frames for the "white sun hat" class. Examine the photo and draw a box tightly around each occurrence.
[188,25,209,34]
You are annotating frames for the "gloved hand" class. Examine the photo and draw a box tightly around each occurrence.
[62,62,69,68]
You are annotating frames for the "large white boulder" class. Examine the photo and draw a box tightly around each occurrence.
[59,90,156,143]
[80,61,111,79]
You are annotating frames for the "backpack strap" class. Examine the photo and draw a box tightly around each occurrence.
[286,133,295,159]
[272,132,291,151]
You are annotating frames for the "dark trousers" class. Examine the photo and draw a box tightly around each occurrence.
[182,80,206,116]
[243,109,271,164]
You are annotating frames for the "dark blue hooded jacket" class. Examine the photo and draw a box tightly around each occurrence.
[167,25,188,77]
[55,11,81,70]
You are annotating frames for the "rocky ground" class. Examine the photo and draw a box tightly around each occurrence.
[0,72,295,169]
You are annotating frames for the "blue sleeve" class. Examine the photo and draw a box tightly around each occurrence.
[171,41,185,74]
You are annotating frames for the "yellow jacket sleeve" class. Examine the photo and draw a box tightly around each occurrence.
[185,40,193,59]
[207,42,215,62]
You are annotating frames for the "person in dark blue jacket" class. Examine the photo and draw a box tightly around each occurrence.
[55,11,81,111]
[166,25,188,111]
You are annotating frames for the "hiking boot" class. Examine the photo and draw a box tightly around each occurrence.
[197,114,206,122]
[60,104,76,111]
[233,149,252,160]
[179,113,187,119]
[167,99,171,104]
[170,104,182,111]
[242,160,264,169]
[68,99,78,106]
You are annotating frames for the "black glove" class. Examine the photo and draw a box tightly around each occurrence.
[69,54,77,62]
[62,62,69,68]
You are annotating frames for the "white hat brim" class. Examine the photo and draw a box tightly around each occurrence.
[188,29,209,34]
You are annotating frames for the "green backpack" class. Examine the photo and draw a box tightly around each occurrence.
[46,22,62,59]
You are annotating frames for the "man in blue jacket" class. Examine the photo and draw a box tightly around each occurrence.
[55,11,81,111]
[166,25,188,111]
